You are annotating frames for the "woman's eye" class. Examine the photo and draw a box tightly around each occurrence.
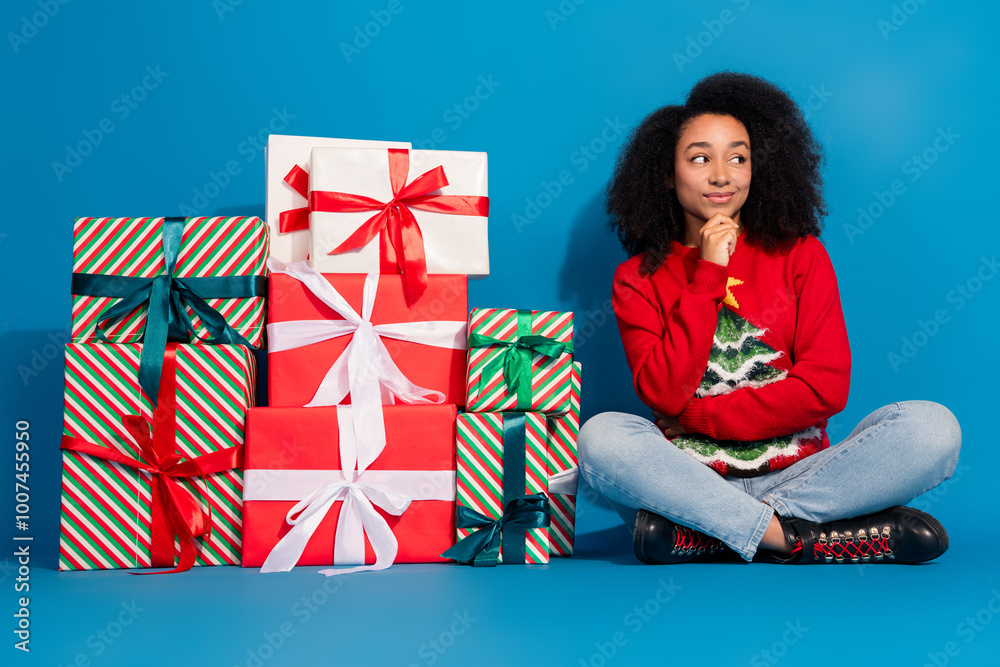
[691,155,746,164]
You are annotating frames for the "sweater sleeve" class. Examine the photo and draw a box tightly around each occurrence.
[676,236,852,440]
[613,258,730,416]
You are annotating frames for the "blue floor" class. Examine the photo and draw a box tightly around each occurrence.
[22,482,1000,667]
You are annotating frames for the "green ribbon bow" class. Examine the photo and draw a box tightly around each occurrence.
[468,309,573,408]
[441,413,551,566]
[71,217,266,405]
[442,495,551,567]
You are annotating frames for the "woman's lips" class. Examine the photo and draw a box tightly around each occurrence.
[705,192,734,203]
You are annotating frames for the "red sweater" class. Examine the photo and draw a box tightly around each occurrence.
[612,233,851,473]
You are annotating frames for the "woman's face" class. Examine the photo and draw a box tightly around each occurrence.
[669,113,751,228]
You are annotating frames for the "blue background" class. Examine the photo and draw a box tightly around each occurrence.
[3,1,998,665]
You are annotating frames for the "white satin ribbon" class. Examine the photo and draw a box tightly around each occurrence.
[267,257,466,471]
[547,467,579,496]
[247,405,456,575]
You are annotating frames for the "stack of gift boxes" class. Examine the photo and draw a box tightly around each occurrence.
[58,215,268,571]
[451,309,581,565]
[56,134,581,574]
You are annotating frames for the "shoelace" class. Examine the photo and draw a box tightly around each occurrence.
[813,525,894,563]
[673,526,725,555]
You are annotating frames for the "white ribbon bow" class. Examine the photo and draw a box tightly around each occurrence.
[247,405,455,575]
[267,257,466,470]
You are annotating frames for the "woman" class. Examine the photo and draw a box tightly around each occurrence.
[578,71,961,565]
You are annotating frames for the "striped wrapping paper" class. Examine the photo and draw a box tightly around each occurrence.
[456,412,550,564]
[58,343,255,571]
[546,361,581,556]
[71,216,268,346]
[465,308,574,414]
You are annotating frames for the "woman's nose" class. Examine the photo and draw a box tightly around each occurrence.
[709,169,730,187]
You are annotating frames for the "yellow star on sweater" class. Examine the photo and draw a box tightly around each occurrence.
[724,277,744,309]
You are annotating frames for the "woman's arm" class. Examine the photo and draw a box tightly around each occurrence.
[676,236,851,440]
[613,258,730,416]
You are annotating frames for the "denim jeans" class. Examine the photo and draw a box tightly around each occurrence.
[577,400,962,562]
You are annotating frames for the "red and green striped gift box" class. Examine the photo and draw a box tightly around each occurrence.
[465,308,574,414]
[71,216,268,346]
[546,361,581,556]
[58,342,255,571]
[456,412,550,564]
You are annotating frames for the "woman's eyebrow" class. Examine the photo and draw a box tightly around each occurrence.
[684,140,750,150]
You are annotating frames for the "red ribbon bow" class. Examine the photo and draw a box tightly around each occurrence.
[278,164,312,235]
[279,148,489,306]
[60,344,242,574]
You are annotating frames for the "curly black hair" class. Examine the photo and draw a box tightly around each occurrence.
[607,71,827,275]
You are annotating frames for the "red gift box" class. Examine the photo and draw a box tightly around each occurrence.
[241,404,457,569]
[268,267,468,408]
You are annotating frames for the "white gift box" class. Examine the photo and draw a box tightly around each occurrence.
[307,147,490,284]
[264,135,411,263]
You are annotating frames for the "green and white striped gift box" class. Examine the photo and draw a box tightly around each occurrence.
[58,342,255,571]
[546,361,581,556]
[465,307,574,414]
[456,412,550,564]
[71,216,268,346]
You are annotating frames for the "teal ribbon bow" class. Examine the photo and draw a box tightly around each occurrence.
[441,413,551,566]
[441,495,551,567]
[71,217,266,405]
[468,310,573,408]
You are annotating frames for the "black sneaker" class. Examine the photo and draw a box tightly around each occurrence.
[770,506,949,564]
[633,509,740,564]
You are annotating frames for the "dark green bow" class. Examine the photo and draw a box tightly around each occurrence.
[71,217,266,405]
[442,495,551,566]
[468,309,573,408]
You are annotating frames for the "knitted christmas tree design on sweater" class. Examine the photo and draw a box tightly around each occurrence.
[670,304,825,477]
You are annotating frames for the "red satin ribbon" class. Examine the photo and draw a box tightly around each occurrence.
[278,164,311,234]
[306,148,489,306]
[60,344,243,574]
[277,164,409,274]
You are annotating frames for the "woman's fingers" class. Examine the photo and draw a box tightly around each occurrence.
[699,214,740,267]
[656,420,683,437]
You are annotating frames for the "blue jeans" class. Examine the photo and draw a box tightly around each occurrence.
[577,400,962,562]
